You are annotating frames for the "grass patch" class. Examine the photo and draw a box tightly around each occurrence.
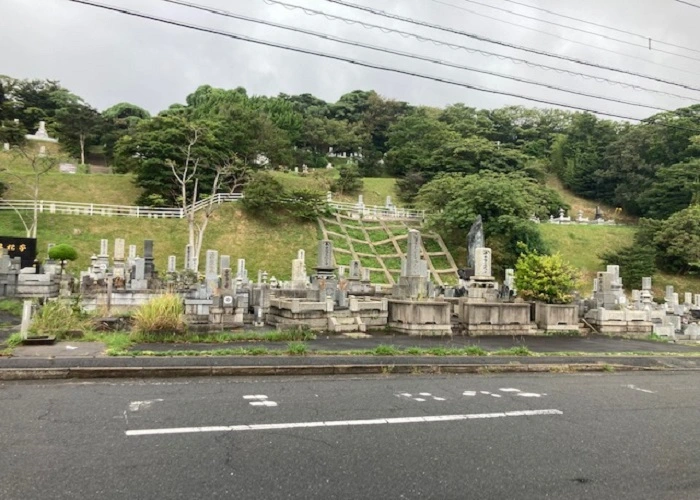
[29,300,92,339]
[422,238,443,253]
[345,227,366,241]
[0,299,23,317]
[287,341,308,355]
[389,227,409,237]
[374,242,398,255]
[360,255,382,269]
[335,252,353,266]
[430,255,452,270]
[367,229,390,242]
[328,233,351,251]
[382,257,402,270]
[373,344,401,355]
[396,238,408,254]
[491,346,533,356]
[352,242,374,255]
[131,294,184,340]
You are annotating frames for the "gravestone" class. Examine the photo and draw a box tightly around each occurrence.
[220,255,231,273]
[403,229,423,278]
[131,258,147,290]
[144,240,154,277]
[315,240,335,277]
[113,238,126,278]
[205,250,219,295]
[128,245,137,260]
[474,248,492,279]
[466,216,484,270]
[2,143,9,151]
[291,249,307,287]
[349,260,362,280]
[168,255,177,273]
[38,145,46,157]
[222,268,232,290]
[184,244,193,271]
[236,259,248,283]
[642,277,652,290]
[100,239,108,257]
[685,292,693,305]
[59,163,77,174]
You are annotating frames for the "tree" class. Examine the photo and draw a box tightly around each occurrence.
[0,145,61,238]
[654,205,700,273]
[514,252,579,304]
[55,102,102,164]
[600,242,656,290]
[48,243,78,273]
[332,164,363,195]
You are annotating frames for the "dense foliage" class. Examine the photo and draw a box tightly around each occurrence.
[514,252,579,304]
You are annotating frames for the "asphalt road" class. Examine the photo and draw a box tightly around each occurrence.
[1,372,699,500]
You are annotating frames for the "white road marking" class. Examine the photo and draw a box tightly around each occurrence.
[244,394,278,407]
[65,345,78,350]
[499,388,521,392]
[490,394,502,398]
[397,392,447,402]
[625,385,656,394]
[463,391,477,396]
[480,391,490,395]
[516,393,542,398]
[125,409,564,436]
[128,399,163,412]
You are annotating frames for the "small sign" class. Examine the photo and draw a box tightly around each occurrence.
[59,163,77,174]
[223,296,234,305]
[0,236,37,268]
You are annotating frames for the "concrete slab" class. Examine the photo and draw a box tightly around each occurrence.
[12,342,107,358]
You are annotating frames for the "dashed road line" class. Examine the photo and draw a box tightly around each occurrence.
[244,395,278,407]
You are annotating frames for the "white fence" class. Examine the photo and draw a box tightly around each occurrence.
[0,193,426,220]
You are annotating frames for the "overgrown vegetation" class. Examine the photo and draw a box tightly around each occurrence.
[131,294,185,340]
[515,252,578,304]
[28,300,91,339]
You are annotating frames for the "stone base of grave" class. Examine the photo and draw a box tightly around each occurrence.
[392,276,431,300]
[465,278,498,301]
[267,297,388,333]
[585,308,653,337]
[534,303,580,333]
[387,299,452,336]
[81,290,163,313]
[457,300,536,336]
[14,273,60,299]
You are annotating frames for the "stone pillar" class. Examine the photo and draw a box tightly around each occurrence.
[642,277,652,291]
[315,240,335,277]
[220,255,231,274]
[143,239,154,278]
[404,230,423,278]
[113,238,125,279]
[349,260,362,280]
[205,250,219,295]
[168,255,177,273]
[184,245,193,271]
[474,248,493,279]
[20,300,33,340]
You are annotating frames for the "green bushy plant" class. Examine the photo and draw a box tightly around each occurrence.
[29,300,91,339]
[515,252,578,304]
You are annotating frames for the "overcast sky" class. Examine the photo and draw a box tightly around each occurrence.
[2,0,699,119]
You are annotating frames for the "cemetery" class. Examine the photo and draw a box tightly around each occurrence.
[3,209,700,347]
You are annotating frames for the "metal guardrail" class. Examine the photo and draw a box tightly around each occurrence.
[0,194,426,220]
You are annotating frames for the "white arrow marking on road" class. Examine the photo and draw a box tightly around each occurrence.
[625,385,656,394]
[125,409,563,436]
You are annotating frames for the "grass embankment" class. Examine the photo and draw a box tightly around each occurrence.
[541,223,700,295]
[0,205,319,279]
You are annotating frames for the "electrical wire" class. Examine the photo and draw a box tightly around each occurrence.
[500,0,700,55]
[258,0,697,102]
[60,0,700,133]
[322,0,700,91]
[456,0,700,62]
[160,0,672,113]
[676,0,700,9]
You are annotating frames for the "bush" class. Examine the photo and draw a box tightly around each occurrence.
[515,252,578,304]
[600,241,656,290]
[131,294,184,340]
[29,300,91,339]
[48,243,78,264]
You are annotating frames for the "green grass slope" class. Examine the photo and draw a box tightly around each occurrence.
[0,206,319,280]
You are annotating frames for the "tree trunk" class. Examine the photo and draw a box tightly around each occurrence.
[80,134,86,165]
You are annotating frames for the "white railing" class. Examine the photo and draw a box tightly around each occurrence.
[328,201,426,220]
[0,193,426,220]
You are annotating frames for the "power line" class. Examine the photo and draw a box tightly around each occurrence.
[430,0,700,71]
[676,0,700,9]
[60,0,700,133]
[460,0,700,61]
[500,0,700,55]
[258,0,698,103]
[322,0,700,92]
[160,0,670,113]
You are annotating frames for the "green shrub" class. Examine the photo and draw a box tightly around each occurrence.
[373,344,400,356]
[131,294,184,340]
[29,300,91,339]
[332,164,363,195]
[48,243,78,263]
[287,341,308,355]
[515,252,578,304]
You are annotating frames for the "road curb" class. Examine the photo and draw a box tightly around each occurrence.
[0,362,661,380]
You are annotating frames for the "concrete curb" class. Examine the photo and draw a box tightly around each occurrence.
[0,362,661,380]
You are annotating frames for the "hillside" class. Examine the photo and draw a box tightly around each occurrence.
[2,153,700,295]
